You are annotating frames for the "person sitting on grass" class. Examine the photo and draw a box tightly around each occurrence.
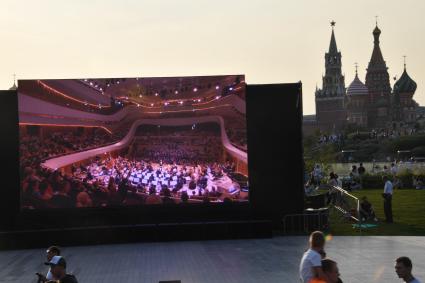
[349,179,361,191]
[413,177,425,190]
[360,196,378,222]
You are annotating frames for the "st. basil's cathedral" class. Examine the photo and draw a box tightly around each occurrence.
[314,21,418,132]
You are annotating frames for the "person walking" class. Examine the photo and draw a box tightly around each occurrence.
[299,231,328,283]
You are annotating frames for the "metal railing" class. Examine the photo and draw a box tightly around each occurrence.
[330,185,360,223]
[283,185,362,234]
[283,209,329,235]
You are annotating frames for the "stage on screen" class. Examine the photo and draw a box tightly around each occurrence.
[18,75,248,209]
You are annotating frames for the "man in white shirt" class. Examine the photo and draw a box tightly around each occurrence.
[383,176,393,223]
[299,231,327,283]
[395,256,422,283]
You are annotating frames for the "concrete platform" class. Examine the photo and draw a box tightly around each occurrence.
[0,236,424,282]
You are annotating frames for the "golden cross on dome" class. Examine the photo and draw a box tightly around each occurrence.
[375,15,378,26]
[403,55,407,70]
[354,62,358,75]
[330,20,336,29]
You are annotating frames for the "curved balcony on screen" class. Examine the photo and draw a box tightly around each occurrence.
[41,116,247,173]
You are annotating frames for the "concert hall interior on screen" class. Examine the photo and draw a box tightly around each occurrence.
[18,75,248,209]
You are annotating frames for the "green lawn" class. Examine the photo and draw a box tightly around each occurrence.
[328,188,425,235]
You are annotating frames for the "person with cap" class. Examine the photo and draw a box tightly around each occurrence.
[36,246,61,282]
[44,256,78,283]
[46,246,61,279]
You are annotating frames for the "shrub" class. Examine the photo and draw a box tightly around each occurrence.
[385,135,425,153]
[361,173,387,189]
[412,146,425,157]
[395,169,425,189]
[396,169,413,189]
[354,170,425,189]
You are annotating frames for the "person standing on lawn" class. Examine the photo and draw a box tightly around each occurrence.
[382,176,393,223]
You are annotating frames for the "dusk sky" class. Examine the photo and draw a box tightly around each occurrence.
[1,0,424,114]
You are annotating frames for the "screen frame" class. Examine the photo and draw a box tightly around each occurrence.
[1,82,304,232]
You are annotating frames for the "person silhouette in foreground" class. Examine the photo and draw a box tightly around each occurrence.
[36,246,61,282]
[44,256,78,283]
[395,256,422,283]
[321,258,343,283]
[299,231,328,283]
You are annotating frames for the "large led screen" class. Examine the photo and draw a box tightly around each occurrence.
[18,75,248,209]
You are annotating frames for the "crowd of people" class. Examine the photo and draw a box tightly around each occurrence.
[318,127,419,144]
[73,156,244,205]
[20,120,249,209]
[133,124,226,167]
[19,128,125,209]
[218,108,248,151]
[135,136,222,164]
[109,119,134,141]
[317,134,344,146]
[226,128,248,151]
[19,128,123,168]
[369,127,420,139]
[304,161,399,224]
[33,234,423,283]
[306,160,424,193]
[299,231,422,283]
[21,147,246,209]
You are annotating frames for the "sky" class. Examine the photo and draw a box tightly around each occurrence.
[1,0,424,115]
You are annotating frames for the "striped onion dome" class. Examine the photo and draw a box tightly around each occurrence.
[347,73,368,96]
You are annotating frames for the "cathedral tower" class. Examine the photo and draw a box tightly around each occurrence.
[365,22,392,128]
